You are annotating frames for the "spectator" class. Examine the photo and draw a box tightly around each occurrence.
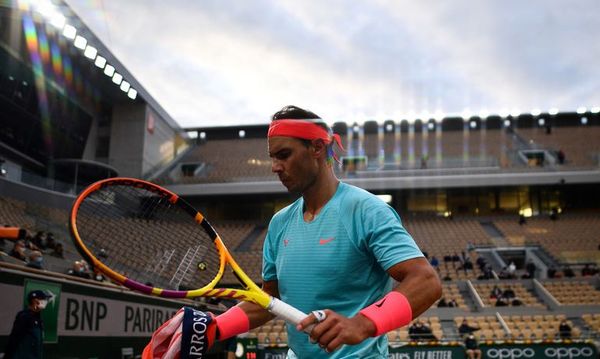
[547,266,557,279]
[563,266,575,278]
[45,232,56,250]
[525,261,536,278]
[9,240,27,261]
[511,297,523,306]
[4,290,50,359]
[437,297,448,307]
[68,260,91,279]
[558,320,572,339]
[451,253,461,262]
[507,261,517,277]
[490,285,503,299]
[476,256,487,270]
[448,299,458,308]
[464,334,482,359]
[26,250,44,270]
[519,214,526,225]
[49,243,64,258]
[31,231,46,250]
[502,285,515,299]
[478,265,494,280]
[408,320,437,342]
[557,149,565,164]
[430,256,439,271]
[458,319,480,335]
[495,296,509,307]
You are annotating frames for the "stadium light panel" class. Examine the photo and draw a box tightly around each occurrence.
[63,24,76,39]
[49,13,66,29]
[509,109,521,117]
[503,119,511,127]
[353,124,360,133]
[103,64,115,77]
[74,35,87,50]
[385,123,393,132]
[112,72,123,85]
[427,122,435,131]
[576,107,587,114]
[239,130,246,138]
[127,88,137,100]
[581,117,588,125]
[531,108,542,116]
[498,109,510,118]
[538,118,545,126]
[469,121,477,129]
[94,56,106,69]
[376,194,392,204]
[548,108,559,115]
[591,106,600,114]
[199,131,206,139]
[83,45,97,60]
[119,81,130,92]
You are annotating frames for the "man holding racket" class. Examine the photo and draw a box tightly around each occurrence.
[143,105,441,358]
[210,105,442,358]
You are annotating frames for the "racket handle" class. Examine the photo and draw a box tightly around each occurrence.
[268,297,314,334]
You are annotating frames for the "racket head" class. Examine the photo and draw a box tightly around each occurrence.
[69,178,267,306]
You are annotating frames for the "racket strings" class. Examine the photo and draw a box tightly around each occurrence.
[75,184,221,290]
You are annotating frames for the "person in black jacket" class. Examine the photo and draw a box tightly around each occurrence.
[4,290,50,359]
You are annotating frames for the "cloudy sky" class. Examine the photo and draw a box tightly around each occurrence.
[65,0,600,129]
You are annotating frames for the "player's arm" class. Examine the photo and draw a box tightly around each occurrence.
[298,257,441,352]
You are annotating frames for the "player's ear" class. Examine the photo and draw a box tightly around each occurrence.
[310,139,327,159]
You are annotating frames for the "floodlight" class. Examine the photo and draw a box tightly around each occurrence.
[581,117,588,125]
[576,107,587,114]
[84,45,97,60]
[385,123,393,132]
[49,13,66,29]
[427,122,435,131]
[591,106,600,114]
[94,56,106,69]
[120,81,130,92]
[503,119,511,127]
[63,24,76,39]
[469,121,477,129]
[509,108,521,117]
[548,108,559,115]
[538,118,545,126]
[239,130,246,138]
[112,72,123,85]
[127,88,137,100]
[531,108,542,116]
[199,131,206,139]
[74,35,87,49]
[103,64,115,77]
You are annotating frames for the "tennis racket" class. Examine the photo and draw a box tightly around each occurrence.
[69,177,309,329]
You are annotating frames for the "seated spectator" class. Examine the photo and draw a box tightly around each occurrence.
[68,260,91,279]
[408,320,437,342]
[451,253,461,262]
[31,231,46,250]
[26,250,44,270]
[478,265,494,280]
[502,285,515,299]
[430,256,439,271]
[557,149,565,164]
[9,240,27,261]
[476,256,487,270]
[547,266,557,279]
[442,274,452,281]
[459,319,480,335]
[495,296,509,307]
[563,266,575,278]
[448,299,458,307]
[490,285,502,299]
[464,334,482,359]
[581,264,598,277]
[49,243,64,258]
[507,262,517,277]
[437,297,448,307]
[525,261,536,278]
[443,254,452,262]
[519,214,527,225]
[558,320,572,339]
[45,232,56,250]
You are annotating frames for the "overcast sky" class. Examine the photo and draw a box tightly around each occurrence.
[65,0,600,129]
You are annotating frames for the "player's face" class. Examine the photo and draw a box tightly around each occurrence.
[268,136,318,194]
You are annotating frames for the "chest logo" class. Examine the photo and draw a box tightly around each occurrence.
[319,237,335,245]
[283,239,290,247]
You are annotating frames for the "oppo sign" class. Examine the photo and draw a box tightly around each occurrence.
[486,347,594,359]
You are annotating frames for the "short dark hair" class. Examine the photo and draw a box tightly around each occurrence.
[271,105,321,121]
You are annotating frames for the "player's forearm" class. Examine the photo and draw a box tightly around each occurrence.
[393,264,442,318]
[237,301,276,329]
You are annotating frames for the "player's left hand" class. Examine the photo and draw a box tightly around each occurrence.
[297,309,376,353]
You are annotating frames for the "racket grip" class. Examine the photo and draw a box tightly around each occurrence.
[268,297,314,334]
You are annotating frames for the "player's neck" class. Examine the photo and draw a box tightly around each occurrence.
[302,167,339,218]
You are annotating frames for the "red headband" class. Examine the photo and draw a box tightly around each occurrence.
[267,119,344,152]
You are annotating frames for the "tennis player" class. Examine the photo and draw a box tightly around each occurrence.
[145,105,441,358]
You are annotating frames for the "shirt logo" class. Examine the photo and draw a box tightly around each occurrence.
[319,237,335,245]
[375,298,387,308]
[283,239,290,247]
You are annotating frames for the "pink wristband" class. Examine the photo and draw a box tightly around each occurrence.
[359,291,413,337]
[215,306,250,340]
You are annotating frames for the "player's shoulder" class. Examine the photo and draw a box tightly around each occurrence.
[271,197,301,224]
[338,182,388,209]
